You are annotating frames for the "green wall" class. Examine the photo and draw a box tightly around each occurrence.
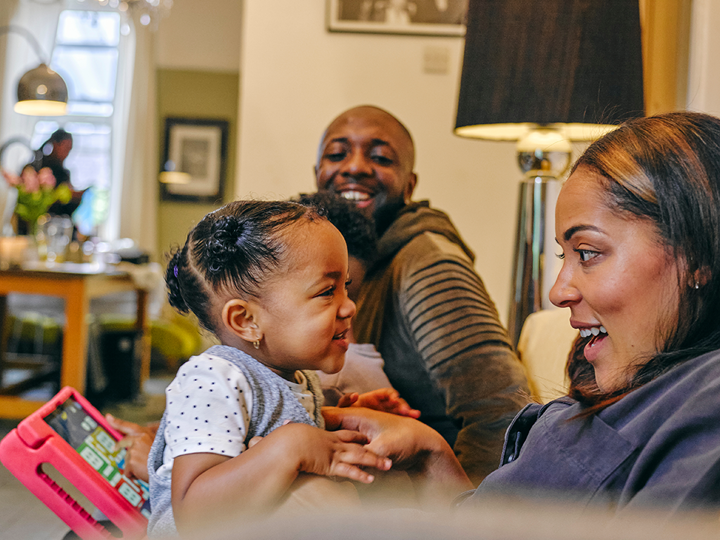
[156,69,239,259]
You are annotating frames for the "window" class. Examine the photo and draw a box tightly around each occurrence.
[53,10,120,117]
[30,10,123,232]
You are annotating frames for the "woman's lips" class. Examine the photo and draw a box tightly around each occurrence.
[573,324,608,364]
[584,332,608,363]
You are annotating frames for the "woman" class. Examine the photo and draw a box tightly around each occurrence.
[326,111,720,514]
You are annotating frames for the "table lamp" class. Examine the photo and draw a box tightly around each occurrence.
[454,0,645,345]
[0,25,68,116]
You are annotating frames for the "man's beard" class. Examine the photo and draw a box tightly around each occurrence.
[372,198,406,236]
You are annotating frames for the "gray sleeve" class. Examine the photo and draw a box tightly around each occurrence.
[402,256,530,485]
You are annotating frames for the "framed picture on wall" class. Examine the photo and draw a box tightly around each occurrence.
[160,118,229,203]
[327,0,468,36]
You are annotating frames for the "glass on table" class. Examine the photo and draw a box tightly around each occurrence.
[37,216,73,263]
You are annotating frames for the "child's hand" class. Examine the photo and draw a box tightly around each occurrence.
[106,414,158,482]
[338,388,421,419]
[275,423,391,484]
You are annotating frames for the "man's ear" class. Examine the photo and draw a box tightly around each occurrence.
[222,299,262,343]
[404,172,418,203]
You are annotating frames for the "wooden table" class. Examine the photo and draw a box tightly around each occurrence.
[0,262,150,419]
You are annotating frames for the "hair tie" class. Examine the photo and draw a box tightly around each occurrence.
[174,265,179,278]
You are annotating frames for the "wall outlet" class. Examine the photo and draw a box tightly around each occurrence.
[423,46,450,74]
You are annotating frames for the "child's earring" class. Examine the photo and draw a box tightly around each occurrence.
[253,338,261,350]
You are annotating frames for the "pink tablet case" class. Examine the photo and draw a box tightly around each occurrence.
[0,387,149,540]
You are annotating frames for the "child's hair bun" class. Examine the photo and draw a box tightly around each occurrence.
[206,215,245,275]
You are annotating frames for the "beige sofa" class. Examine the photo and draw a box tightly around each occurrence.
[517,309,578,403]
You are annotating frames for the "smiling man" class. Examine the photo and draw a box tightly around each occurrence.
[315,105,417,234]
[315,105,529,484]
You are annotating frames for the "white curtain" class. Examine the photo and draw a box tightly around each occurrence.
[0,0,61,233]
[111,12,158,256]
[0,0,18,135]
[0,0,62,170]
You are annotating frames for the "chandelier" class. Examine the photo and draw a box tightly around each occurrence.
[78,0,173,29]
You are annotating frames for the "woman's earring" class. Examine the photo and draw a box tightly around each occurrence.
[253,339,260,349]
[694,281,700,290]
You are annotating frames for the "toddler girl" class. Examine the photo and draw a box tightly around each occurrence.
[147,201,392,537]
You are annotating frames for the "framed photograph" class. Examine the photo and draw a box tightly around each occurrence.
[327,0,468,36]
[160,118,229,203]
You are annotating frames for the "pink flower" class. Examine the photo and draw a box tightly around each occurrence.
[1,168,21,186]
[37,167,56,189]
[20,167,39,193]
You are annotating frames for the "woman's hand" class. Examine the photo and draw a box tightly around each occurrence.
[323,407,441,471]
[337,388,421,419]
[105,415,158,482]
[323,407,472,508]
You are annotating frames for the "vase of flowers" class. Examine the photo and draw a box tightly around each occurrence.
[2,166,72,235]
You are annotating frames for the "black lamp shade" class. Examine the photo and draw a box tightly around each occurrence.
[455,0,645,141]
[15,63,68,116]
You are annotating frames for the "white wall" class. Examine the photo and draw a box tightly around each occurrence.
[236,0,521,323]
[156,0,242,72]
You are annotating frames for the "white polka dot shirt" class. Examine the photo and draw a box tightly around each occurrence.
[156,352,313,480]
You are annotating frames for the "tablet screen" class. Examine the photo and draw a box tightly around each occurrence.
[44,396,151,518]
